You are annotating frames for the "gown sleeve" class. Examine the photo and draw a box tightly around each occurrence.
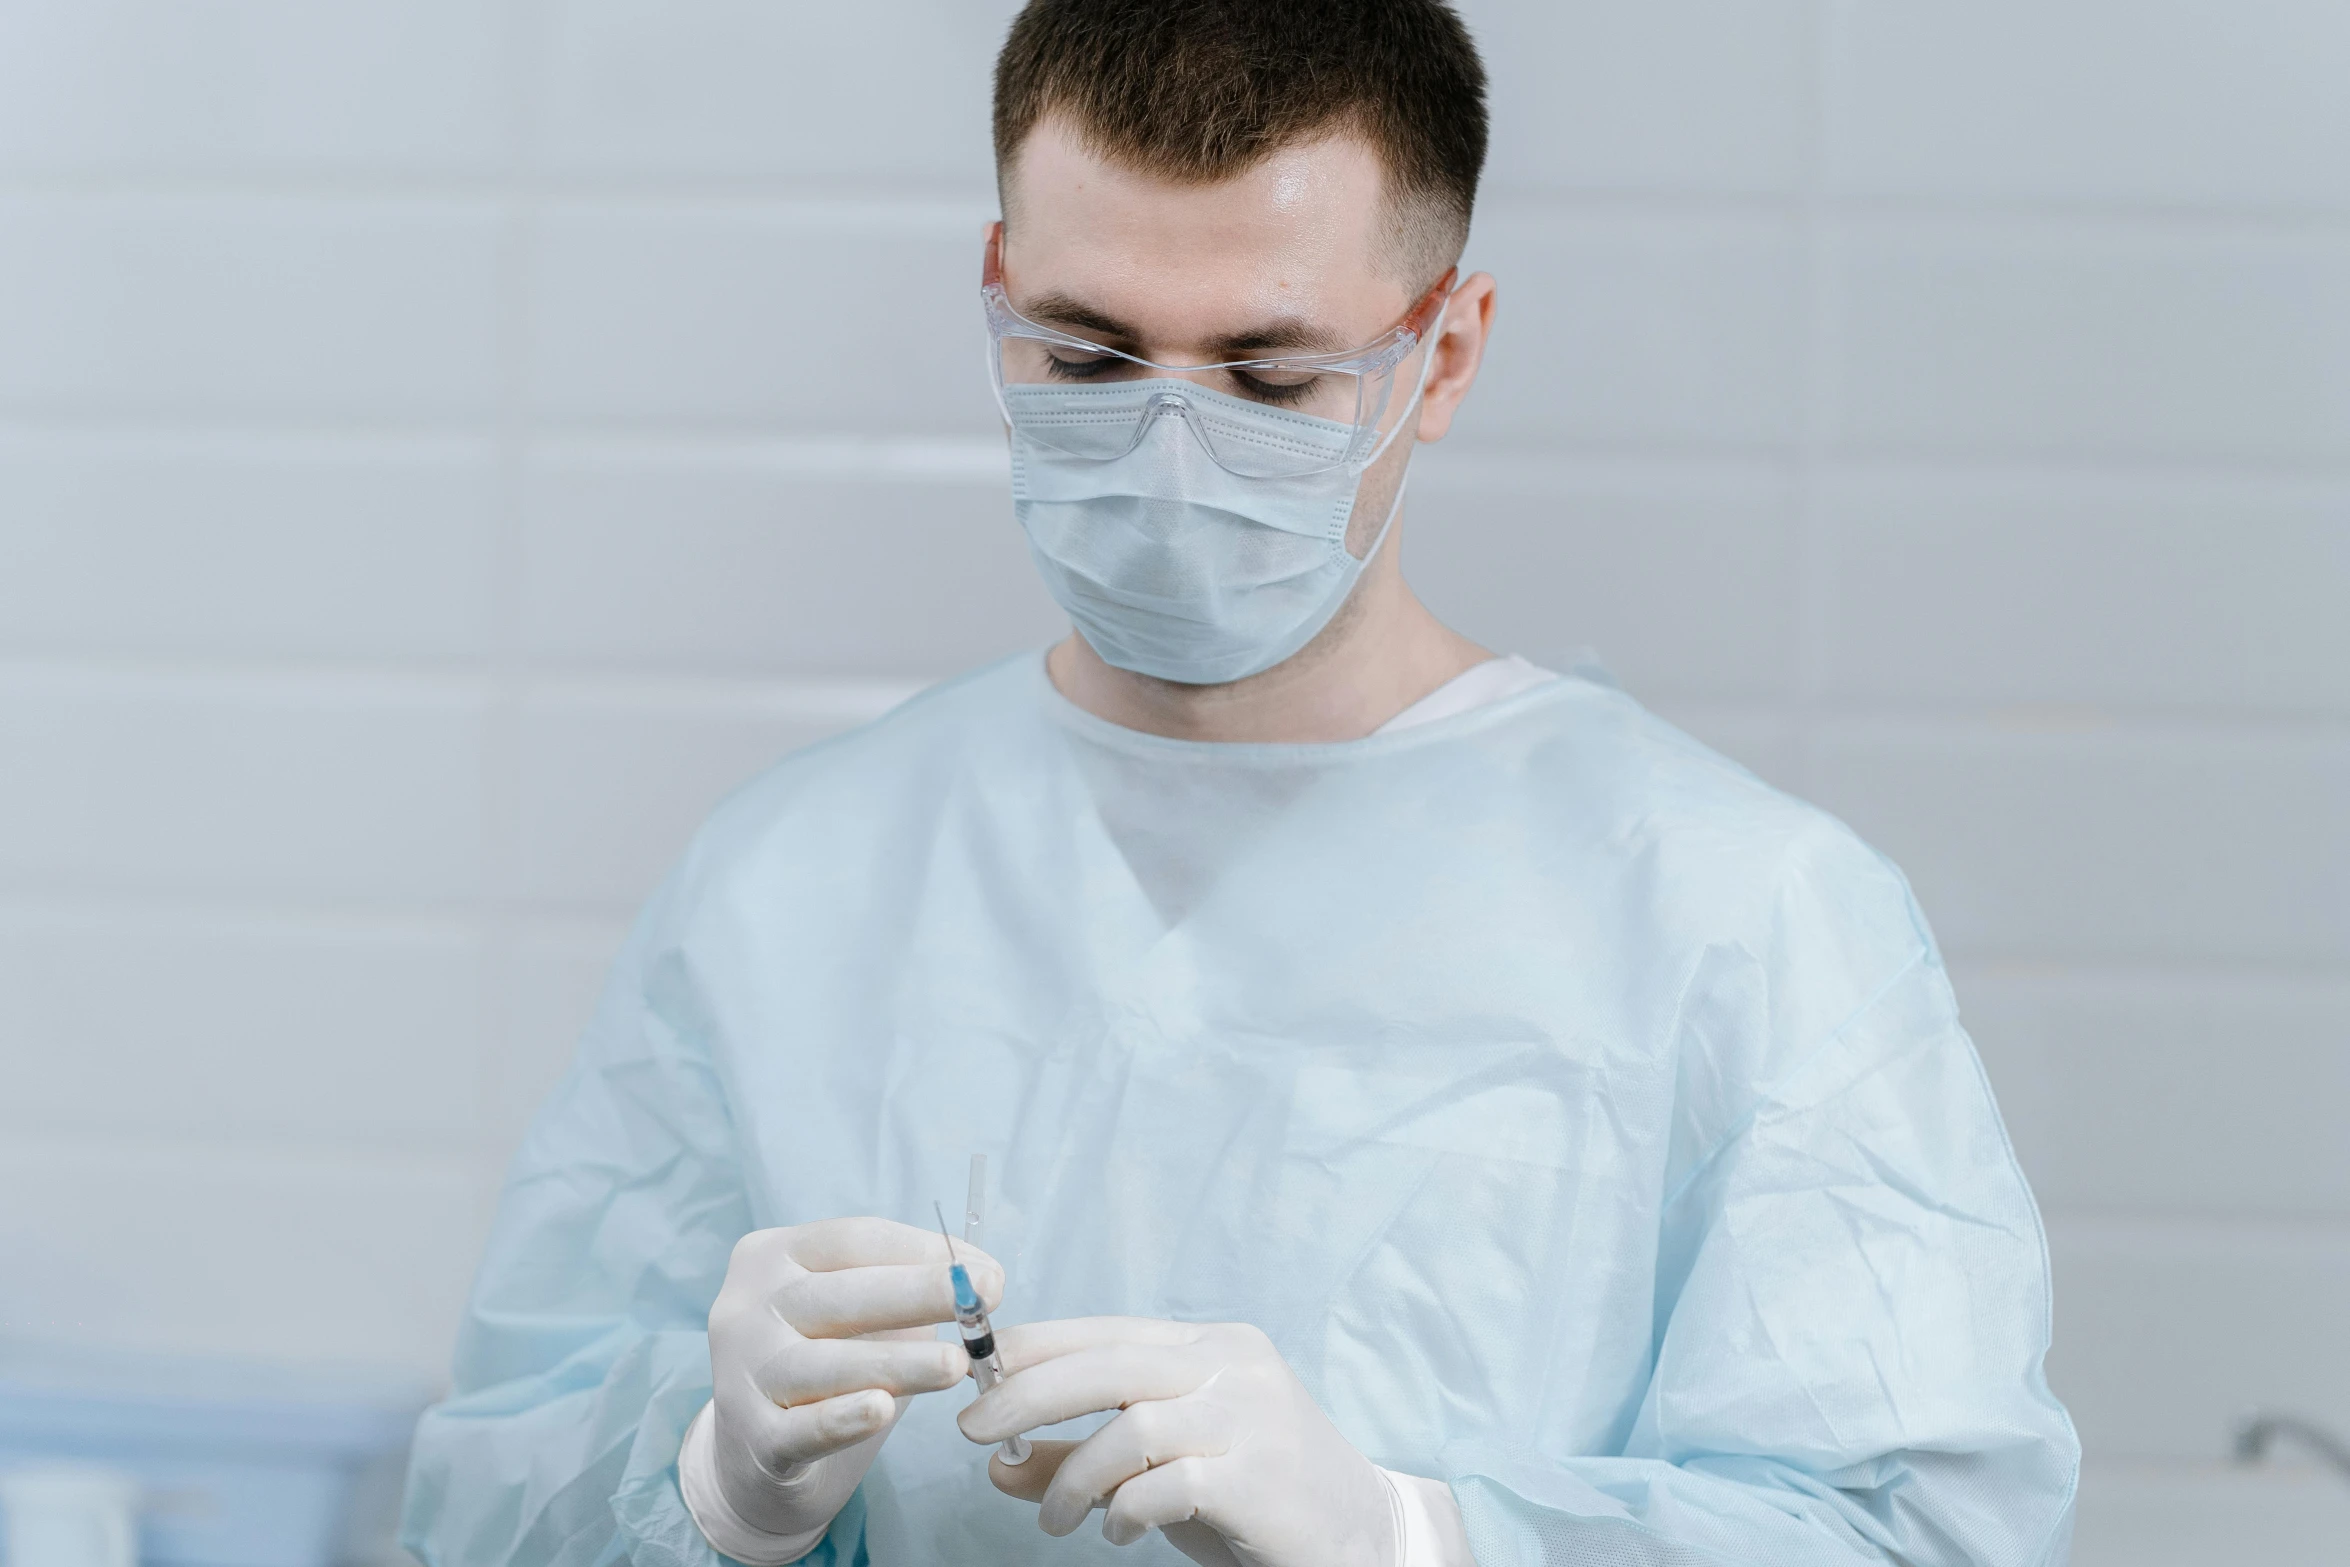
[398,885,865,1567]
[1440,829,2081,1567]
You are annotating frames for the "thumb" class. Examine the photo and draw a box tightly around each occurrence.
[987,1437,1078,1503]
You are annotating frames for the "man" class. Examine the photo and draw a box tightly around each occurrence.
[403,3,2078,1565]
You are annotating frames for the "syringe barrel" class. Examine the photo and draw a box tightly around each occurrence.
[955,1321,1030,1462]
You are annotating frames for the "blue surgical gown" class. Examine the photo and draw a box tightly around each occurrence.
[402,654,2078,1567]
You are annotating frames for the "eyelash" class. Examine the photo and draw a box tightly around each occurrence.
[1043,353,1117,382]
[1044,353,1320,407]
[1233,372,1319,407]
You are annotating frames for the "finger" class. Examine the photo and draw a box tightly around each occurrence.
[751,1336,967,1406]
[1038,1398,1234,1537]
[722,1225,807,1292]
[988,1438,1080,1503]
[991,1315,1204,1374]
[773,1258,1001,1337]
[784,1217,1004,1282]
[959,1340,1213,1444]
[1163,1521,1248,1567]
[1101,1453,1221,1548]
[749,1387,899,1469]
[867,1323,946,1344]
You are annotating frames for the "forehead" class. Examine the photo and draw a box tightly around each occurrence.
[999,117,1407,349]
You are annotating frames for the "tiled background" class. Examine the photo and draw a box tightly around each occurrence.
[1,1,2346,1558]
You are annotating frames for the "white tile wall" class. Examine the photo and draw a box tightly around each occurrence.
[1,6,2344,1559]
[0,1133,488,1370]
[518,442,1060,673]
[1407,453,1800,699]
[1830,223,2350,464]
[0,669,492,904]
[0,431,500,661]
[1808,721,2350,965]
[525,204,998,432]
[2048,1216,2350,1460]
[1463,0,1813,197]
[493,918,631,1150]
[1825,1,2350,212]
[1460,209,1809,452]
[0,196,503,421]
[1820,468,2350,715]
[0,905,487,1150]
[526,0,1019,187]
[0,1,507,175]
[1960,965,2350,1218]
[2072,1463,2350,1567]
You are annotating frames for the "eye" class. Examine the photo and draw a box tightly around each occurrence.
[1231,369,1320,407]
[1044,350,1120,381]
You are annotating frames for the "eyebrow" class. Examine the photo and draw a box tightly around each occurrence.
[1019,291,1350,359]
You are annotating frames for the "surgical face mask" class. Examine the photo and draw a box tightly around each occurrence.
[997,315,1446,687]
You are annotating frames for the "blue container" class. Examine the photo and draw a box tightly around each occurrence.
[0,1344,431,1567]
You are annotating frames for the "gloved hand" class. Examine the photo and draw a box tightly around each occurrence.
[681,1218,1003,1563]
[955,1317,1402,1567]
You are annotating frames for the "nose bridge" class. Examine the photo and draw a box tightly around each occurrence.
[1134,386,1214,461]
[1141,388,1192,430]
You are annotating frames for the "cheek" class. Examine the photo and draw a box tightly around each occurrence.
[1343,420,1418,559]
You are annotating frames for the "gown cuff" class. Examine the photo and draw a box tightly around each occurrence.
[676,1402,832,1566]
[1379,1466,1477,1567]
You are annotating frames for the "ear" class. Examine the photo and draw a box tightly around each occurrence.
[1413,271,1497,444]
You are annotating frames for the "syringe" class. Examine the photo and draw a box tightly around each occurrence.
[934,1201,1031,1465]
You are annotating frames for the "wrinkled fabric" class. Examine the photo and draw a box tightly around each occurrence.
[403,653,2077,1567]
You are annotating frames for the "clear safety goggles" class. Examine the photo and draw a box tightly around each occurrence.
[983,225,1456,480]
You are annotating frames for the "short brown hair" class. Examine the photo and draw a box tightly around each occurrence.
[993,0,1488,286]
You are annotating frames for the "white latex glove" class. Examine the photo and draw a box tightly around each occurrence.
[957,1316,1430,1567]
[680,1217,1003,1564]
